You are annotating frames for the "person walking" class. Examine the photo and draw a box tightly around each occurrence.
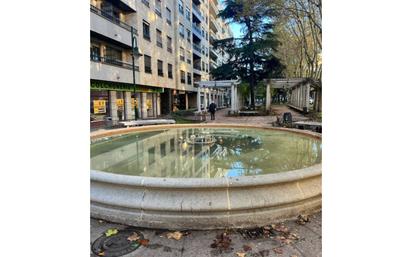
[208,101,217,120]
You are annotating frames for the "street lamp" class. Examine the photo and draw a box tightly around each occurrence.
[131,27,142,120]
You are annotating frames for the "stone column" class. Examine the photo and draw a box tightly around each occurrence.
[203,88,207,110]
[141,92,148,119]
[157,93,161,116]
[185,92,189,110]
[197,87,201,112]
[231,84,235,111]
[305,84,310,110]
[266,83,271,111]
[124,91,133,120]
[109,90,118,121]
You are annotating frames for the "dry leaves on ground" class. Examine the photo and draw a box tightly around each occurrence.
[127,232,140,241]
[243,244,252,252]
[210,232,233,252]
[166,231,183,240]
[236,252,246,257]
[137,239,150,246]
[105,228,118,237]
[296,214,310,225]
[273,247,283,255]
[97,251,105,256]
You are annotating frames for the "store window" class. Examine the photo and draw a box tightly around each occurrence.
[90,90,109,122]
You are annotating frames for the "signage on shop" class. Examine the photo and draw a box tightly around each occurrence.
[146,99,152,110]
[93,100,106,114]
[116,99,124,108]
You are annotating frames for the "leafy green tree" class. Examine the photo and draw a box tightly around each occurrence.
[211,0,285,109]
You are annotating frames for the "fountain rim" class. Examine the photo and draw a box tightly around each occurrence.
[90,123,321,188]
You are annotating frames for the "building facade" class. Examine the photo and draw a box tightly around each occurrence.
[90,0,232,127]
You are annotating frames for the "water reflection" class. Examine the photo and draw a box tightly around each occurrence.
[90,128,322,178]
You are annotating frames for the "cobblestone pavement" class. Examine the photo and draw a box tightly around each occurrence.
[205,105,309,126]
[90,212,321,257]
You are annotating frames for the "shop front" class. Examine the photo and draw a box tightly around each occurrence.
[90,80,164,128]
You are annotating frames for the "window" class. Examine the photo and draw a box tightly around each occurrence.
[144,55,152,73]
[179,23,184,38]
[187,73,192,85]
[141,0,149,7]
[202,61,205,71]
[160,142,166,157]
[205,47,208,57]
[168,63,173,78]
[156,29,162,48]
[90,44,100,61]
[201,45,204,55]
[166,7,172,24]
[143,20,150,40]
[186,29,191,43]
[167,36,172,53]
[170,138,175,152]
[179,47,185,61]
[186,50,191,64]
[206,63,209,73]
[180,70,186,83]
[105,46,122,66]
[201,28,205,38]
[157,60,163,76]
[205,32,208,40]
[185,6,191,21]
[178,0,184,15]
[155,0,162,17]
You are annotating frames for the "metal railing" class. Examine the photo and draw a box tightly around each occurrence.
[193,44,201,53]
[90,54,139,71]
[192,4,203,20]
[192,24,202,35]
[90,5,137,35]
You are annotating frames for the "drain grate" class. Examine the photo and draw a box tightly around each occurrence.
[91,228,144,257]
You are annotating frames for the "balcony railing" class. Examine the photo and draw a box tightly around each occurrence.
[192,24,202,35]
[192,4,203,20]
[90,5,137,35]
[193,44,201,53]
[90,54,139,71]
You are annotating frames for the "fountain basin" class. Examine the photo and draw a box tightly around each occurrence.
[91,124,321,230]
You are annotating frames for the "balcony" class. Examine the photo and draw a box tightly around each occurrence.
[193,44,202,55]
[192,23,202,39]
[209,0,218,17]
[90,55,140,84]
[192,4,203,21]
[209,16,218,33]
[90,5,137,47]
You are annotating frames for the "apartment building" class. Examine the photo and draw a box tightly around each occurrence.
[90,0,232,127]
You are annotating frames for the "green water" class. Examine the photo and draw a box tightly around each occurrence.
[90,128,322,178]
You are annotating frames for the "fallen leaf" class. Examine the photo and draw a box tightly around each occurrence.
[97,252,105,256]
[138,239,150,246]
[105,228,118,237]
[98,220,104,224]
[273,248,283,254]
[296,214,310,225]
[167,231,183,240]
[127,232,140,241]
[243,244,252,252]
[236,252,246,257]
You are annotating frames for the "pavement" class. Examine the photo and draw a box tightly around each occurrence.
[205,105,309,127]
[90,212,321,257]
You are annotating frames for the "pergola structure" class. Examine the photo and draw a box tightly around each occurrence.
[195,80,241,113]
[265,78,314,113]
